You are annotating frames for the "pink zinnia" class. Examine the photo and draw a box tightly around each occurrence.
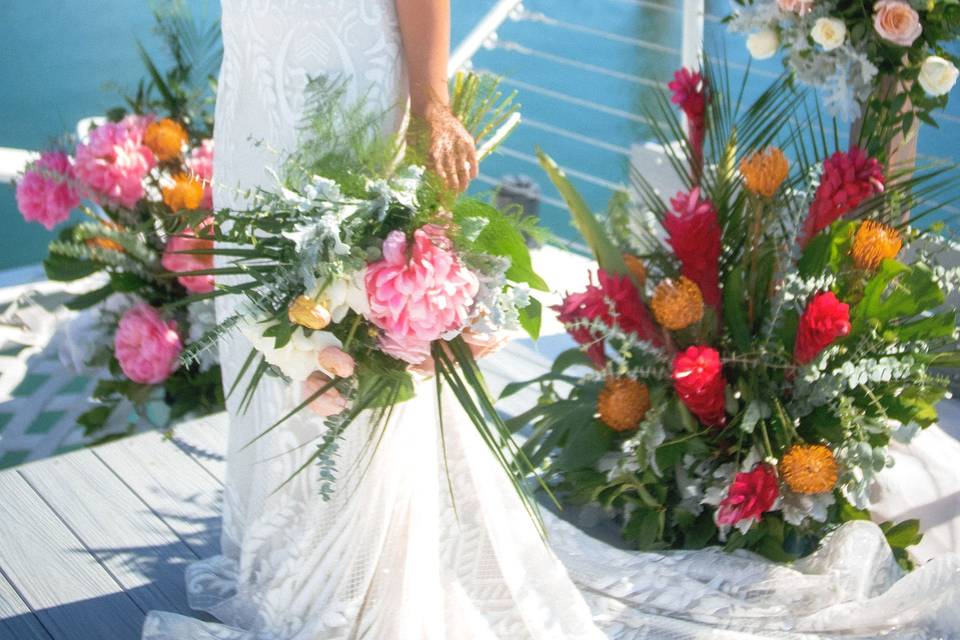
[366,225,479,365]
[74,117,156,209]
[114,304,183,385]
[715,463,779,528]
[668,68,709,182]
[15,151,81,230]
[794,291,851,365]
[161,218,216,293]
[664,188,722,308]
[188,139,214,210]
[672,345,727,427]
[802,147,884,245]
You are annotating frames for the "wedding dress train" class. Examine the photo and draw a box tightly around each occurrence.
[142,1,960,638]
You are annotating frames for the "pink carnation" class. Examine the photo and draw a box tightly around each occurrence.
[188,139,214,210]
[365,225,479,364]
[74,117,156,208]
[114,304,183,384]
[15,151,81,230]
[161,219,215,293]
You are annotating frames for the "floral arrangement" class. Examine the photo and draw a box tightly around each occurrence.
[13,7,224,438]
[180,74,547,513]
[727,0,960,129]
[515,64,960,564]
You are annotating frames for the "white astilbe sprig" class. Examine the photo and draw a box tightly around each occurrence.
[613,402,668,479]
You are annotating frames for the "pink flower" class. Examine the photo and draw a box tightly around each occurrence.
[409,330,508,376]
[365,226,479,364]
[777,0,814,15]
[664,189,723,308]
[114,304,183,384]
[802,147,884,245]
[794,291,851,364]
[672,346,728,427]
[161,219,215,293]
[874,0,922,47]
[668,68,709,182]
[317,346,355,378]
[303,371,348,417]
[715,464,779,529]
[378,332,433,366]
[74,117,156,208]
[188,139,214,210]
[15,151,80,230]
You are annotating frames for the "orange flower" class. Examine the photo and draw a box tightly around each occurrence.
[144,118,188,162]
[779,444,839,495]
[288,295,332,331]
[162,174,205,212]
[597,378,651,431]
[623,254,647,288]
[651,277,704,331]
[740,147,789,198]
[851,220,902,270]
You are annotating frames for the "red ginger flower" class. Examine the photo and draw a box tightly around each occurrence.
[802,147,884,246]
[672,345,727,426]
[668,68,709,183]
[794,291,851,365]
[554,270,660,367]
[664,188,722,308]
[715,463,779,529]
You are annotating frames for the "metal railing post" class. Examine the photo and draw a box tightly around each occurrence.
[448,0,524,77]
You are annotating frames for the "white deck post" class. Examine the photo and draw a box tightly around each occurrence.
[681,0,705,71]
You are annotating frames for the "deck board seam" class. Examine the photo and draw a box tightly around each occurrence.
[89,447,206,562]
[170,433,226,487]
[14,467,149,616]
[0,562,55,640]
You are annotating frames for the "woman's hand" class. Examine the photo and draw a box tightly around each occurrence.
[414,103,478,193]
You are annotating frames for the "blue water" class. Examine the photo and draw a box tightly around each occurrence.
[1,0,957,272]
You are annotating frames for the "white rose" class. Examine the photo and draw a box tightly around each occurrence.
[810,17,846,51]
[309,270,369,323]
[746,29,779,60]
[240,318,341,381]
[919,56,959,97]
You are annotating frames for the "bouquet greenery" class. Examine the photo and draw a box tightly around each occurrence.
[514,62,960,564]
[13,6,224,438]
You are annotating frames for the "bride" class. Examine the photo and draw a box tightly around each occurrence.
[143,1,960,638]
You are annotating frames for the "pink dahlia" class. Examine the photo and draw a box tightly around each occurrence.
[668,68,709,182]
[161,219,216,293]
[802,147,884,245]
[188,139,214,210]
[794,291,851,365]
[365,225,479,365]
[554,270,660,367]
[664,188,722,308]
[715,463,779,529]
[114,304,183,384]
[15,151,81,230]
[672,345,727,427]
[74,117,156,208]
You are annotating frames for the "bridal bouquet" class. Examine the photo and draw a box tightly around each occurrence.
[516,64,959,563]
[181,74,547,512]
[13,6,224,438]
[727,0,960,125]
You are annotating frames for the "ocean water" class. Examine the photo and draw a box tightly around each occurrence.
[1,0,957,273]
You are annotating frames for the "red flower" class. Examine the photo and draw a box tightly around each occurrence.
[668,68,709,182]
[794,291,851,365]
[672,345,727,426]
[554,270,660,367]
[802,147,884,246]
[664,188,722,308]
[715,463,779,529]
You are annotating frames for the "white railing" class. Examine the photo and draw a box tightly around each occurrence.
[0,147,37,184]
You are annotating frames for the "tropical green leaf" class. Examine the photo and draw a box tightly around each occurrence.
[518,296,542,341]
[65,284,114,311]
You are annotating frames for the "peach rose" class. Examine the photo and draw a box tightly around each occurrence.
[777,0,814,15]
[873,0,922,47]
[303,371,348,417]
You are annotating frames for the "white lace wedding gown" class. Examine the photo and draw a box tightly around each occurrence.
[142,2,960,638]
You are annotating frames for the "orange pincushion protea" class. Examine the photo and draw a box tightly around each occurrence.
[597,378,651,431]
[651,277,703,331]
[163,174,205,212]
[623,254,647,288]
[851,220,902,270]
[740,147,789,198]
[779,444,839,495]
[144,118,188,162]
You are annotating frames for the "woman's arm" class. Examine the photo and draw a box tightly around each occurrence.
[396,0,478,192]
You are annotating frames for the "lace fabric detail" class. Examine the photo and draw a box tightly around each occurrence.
[142,2,960,638]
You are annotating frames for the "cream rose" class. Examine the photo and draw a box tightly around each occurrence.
[811,17,847,51]
[746,29,779,60]
[873,0,922,47]
[918,56,959,96]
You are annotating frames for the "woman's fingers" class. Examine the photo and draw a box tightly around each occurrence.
[442,151,462,192]
[465,141,479,180]
[455,145,471,193]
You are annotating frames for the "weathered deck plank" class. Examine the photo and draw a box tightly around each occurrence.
[0,471,143,639]
[0,569,52,640]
